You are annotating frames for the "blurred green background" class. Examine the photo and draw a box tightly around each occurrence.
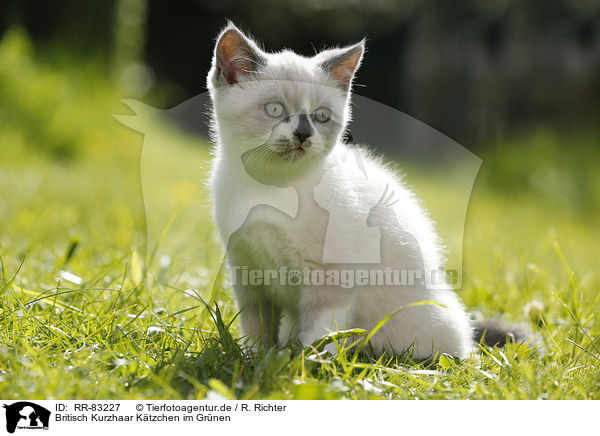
[0,0,599,399]
[3,0,600,145]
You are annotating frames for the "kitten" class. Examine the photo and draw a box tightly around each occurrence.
[207,23,517,359]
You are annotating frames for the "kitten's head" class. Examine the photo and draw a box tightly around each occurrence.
[207,23,364,184]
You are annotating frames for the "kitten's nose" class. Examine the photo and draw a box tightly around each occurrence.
[293,114,313,145]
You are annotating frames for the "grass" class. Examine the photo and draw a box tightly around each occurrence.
[1,29,599,400]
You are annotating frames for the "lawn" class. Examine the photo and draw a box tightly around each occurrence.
[1,29,599,400]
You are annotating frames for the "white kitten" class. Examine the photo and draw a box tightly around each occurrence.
[207,23,475,359]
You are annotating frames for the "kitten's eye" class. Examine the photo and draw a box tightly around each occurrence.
[264,102,285,118]
[313,107,331,123]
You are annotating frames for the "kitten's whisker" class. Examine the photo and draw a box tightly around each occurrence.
[247,145,272,166]
[253,144,280,167]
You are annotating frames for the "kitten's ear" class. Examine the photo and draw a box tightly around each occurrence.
[211,23,266,86]
[318,40,365,91]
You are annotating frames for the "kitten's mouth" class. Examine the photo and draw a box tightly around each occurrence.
[273,145,307,161]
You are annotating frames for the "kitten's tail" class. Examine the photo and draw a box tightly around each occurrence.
[474,320,531,348]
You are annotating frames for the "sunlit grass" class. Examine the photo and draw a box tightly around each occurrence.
[1,123,599,399]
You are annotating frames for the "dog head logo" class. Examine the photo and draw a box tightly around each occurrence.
[114,90,481,289]
[3,402,50,433]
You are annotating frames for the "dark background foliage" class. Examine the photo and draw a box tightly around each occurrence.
[2,0,598,146]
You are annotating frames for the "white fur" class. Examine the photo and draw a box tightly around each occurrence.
[208,24,474,359]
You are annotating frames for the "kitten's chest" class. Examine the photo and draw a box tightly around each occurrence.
[212,159,330,268]
[225,198,328,270]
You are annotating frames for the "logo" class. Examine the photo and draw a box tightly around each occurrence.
[115,88,481,291]
[3,402,50,434]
